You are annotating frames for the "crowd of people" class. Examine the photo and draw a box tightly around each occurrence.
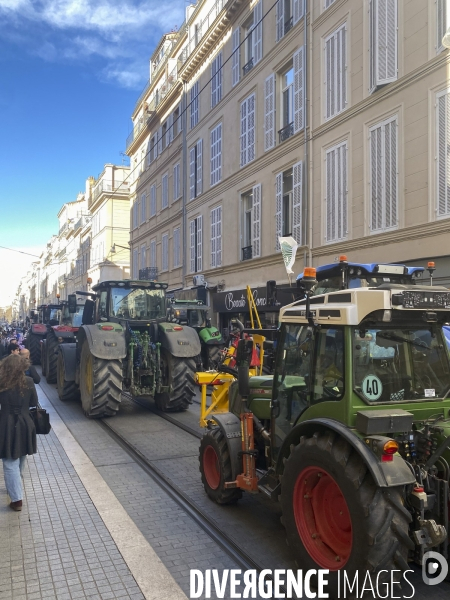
[0,324,39,511]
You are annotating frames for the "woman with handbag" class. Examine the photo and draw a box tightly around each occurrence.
[0,354,38,511]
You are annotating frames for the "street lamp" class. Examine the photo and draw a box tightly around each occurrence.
[442,27,450,49]
[110,243,130,254]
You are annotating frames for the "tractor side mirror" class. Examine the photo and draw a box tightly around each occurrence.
[82,299,95,325]
[68,294,77,313]
[206,317,212,328]
[266,280,277,307]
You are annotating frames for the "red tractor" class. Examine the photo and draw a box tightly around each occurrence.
[26,304,61,365]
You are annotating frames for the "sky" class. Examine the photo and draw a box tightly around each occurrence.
[0,0,185,306]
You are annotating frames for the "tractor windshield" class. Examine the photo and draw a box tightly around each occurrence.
[110,287,165,320]
[61,304,84,327]
[172,308,206,327]
[314,275,412,296]
[353,326,450,403]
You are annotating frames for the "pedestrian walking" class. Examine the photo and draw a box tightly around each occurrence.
[0,355,38,511]
[19,349,41,384]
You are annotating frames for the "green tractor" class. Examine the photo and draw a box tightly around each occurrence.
[57,280,201,417]
[199,268,450,594]
[167,299,224,370]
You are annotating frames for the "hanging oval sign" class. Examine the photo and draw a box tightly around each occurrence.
[361,375,383,401]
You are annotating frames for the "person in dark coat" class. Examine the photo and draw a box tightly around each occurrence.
[0,355,38,511]
[19,349,41,384]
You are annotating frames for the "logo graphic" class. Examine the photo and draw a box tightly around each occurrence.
[422,551,448,585]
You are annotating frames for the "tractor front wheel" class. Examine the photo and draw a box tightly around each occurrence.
[155,352,195,412]
[280,431,413,596]
[79,341,122,418]
[199,428,241,504]
[57,351,79,401]
[29,333,42,365]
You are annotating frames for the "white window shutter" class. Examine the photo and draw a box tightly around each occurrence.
[150,184,156,216]
[384,118,397,229]
[325,34,335,119]
[167,113,173,145]
[173,228,180,268]
[216,207,222,267]
[252,184,261,258]
[190,220,196,272]
[210,124,222,186]
[173,163,180,200]
[370,124,383,231]
[326,141,348,242]
[189,147,196,200]
[293,0,304,25]
[211,208,216,268]
[264,74,276,151]
[326,148,335,241]
[150,240,156,267]
[140,244,146,270]
[325,25,346,119]
[211,58,217,108]
[292,161,303,244]
[253,1,263,64]
[240,99,247,167]
[232,29,240,86]
[157,126,162,155]
[196,138,203,195]
[162,234,168,271]
[371,0,397,89]
[275,172,283,250]
[247,94,255,163]
[293,46,305,133]
[276,0,284,42]
[141,193,146,223]
[217,52,222,103]
[133,249,138,278]
[437,91,450,216]
[162,174,168,209]
[197,215,203,272]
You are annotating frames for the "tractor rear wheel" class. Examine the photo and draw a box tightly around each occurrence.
[41,341,47,376]
[199,427,242,504]
[29,333,42,365]
[79,341,122,418]
[57,351,79,401]
[46,331,59,383]
[280,431,413,596]
[155,352,195,412]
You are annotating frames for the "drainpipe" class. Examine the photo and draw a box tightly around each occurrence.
[303,4,312,267]
[182,79,188,287]
[307,4,313,267]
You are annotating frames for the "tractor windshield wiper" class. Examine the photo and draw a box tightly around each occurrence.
[377,333,431,350]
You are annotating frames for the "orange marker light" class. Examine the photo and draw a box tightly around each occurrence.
[427,262,435,269]
[382,440,399,455]
[339,255,348,262]
[303,267,317,278]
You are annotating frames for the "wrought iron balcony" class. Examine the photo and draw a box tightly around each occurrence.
[139,267,158,281]
[242,246,252,261]
[243,58,254,76]
[284,17,293,35]
[279,122,294,143]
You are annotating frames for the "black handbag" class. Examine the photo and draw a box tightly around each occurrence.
[29,404,51,435]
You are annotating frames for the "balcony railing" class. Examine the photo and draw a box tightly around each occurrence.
[242,58,254,76]
[242,246,253,261]
[284,17,293,35]
[59,222,68,236]
[92,181,130,203]
[279,122,294,143]
[139,267,158,281]
[74,215,91,232]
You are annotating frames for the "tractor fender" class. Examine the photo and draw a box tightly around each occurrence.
[58,343,77,382]
[51,329,75,341]
[210,413,242,481]
[275,418,416,488]
[30,324,47,335]
[77,324,127,360]
[158,323,201,358]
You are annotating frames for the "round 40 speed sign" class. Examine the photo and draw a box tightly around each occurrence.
[361,375,383,401]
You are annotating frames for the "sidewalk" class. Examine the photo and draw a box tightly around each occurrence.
[0,386,187,600]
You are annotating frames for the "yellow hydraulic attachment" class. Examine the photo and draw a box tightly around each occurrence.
[196,285,266,427]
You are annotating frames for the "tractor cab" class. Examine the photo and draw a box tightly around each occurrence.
[60,297,86,328]
[167,299,208,329]
[37,304,61,326]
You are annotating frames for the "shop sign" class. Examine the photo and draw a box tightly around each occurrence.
[212,287,271,313]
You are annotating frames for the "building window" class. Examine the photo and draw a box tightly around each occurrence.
[369,116,398,232]
[325,24,347,120]
[436,89,450,217]
[211,206,222,268]
[140,244,146,270]
[132,199,139,229]
[240,94,256,167]
[133,248,138,278]
[369,0,398,92]
[162,121,167,151]
[173,227,181,268]
[150,184,157,217]
[190,216,203,273]
[150,239,156,268]
[173,105,181,137]
[189,139,203,200]
[324,0,336,9]
[211,52,222,108]
[437,0,450,53]
[232,28,240,86]
[325,141,348,242]
[276,0,304,42]
[150,134,158,162]
[243,0,262,76]
[140,193,146,224]
[275,162,302,249]
[173,163,181,201]
[241,184,261,260]
[190,81,199,129]
[162,173,169,209]
[161,234,169,272]
[210,123,222,186]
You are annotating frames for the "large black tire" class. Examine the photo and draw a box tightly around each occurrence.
[41,340,47,376]
[199,427,242,504]
[79,341,122,418]
[280,431,413,597]
[206,345,223,370]
[45,330,59,383]
[57,351,80,401]
[155,352,196,412]
[29,333,42,365]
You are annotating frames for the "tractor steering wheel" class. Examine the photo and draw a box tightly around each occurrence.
[322,376,345,399]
